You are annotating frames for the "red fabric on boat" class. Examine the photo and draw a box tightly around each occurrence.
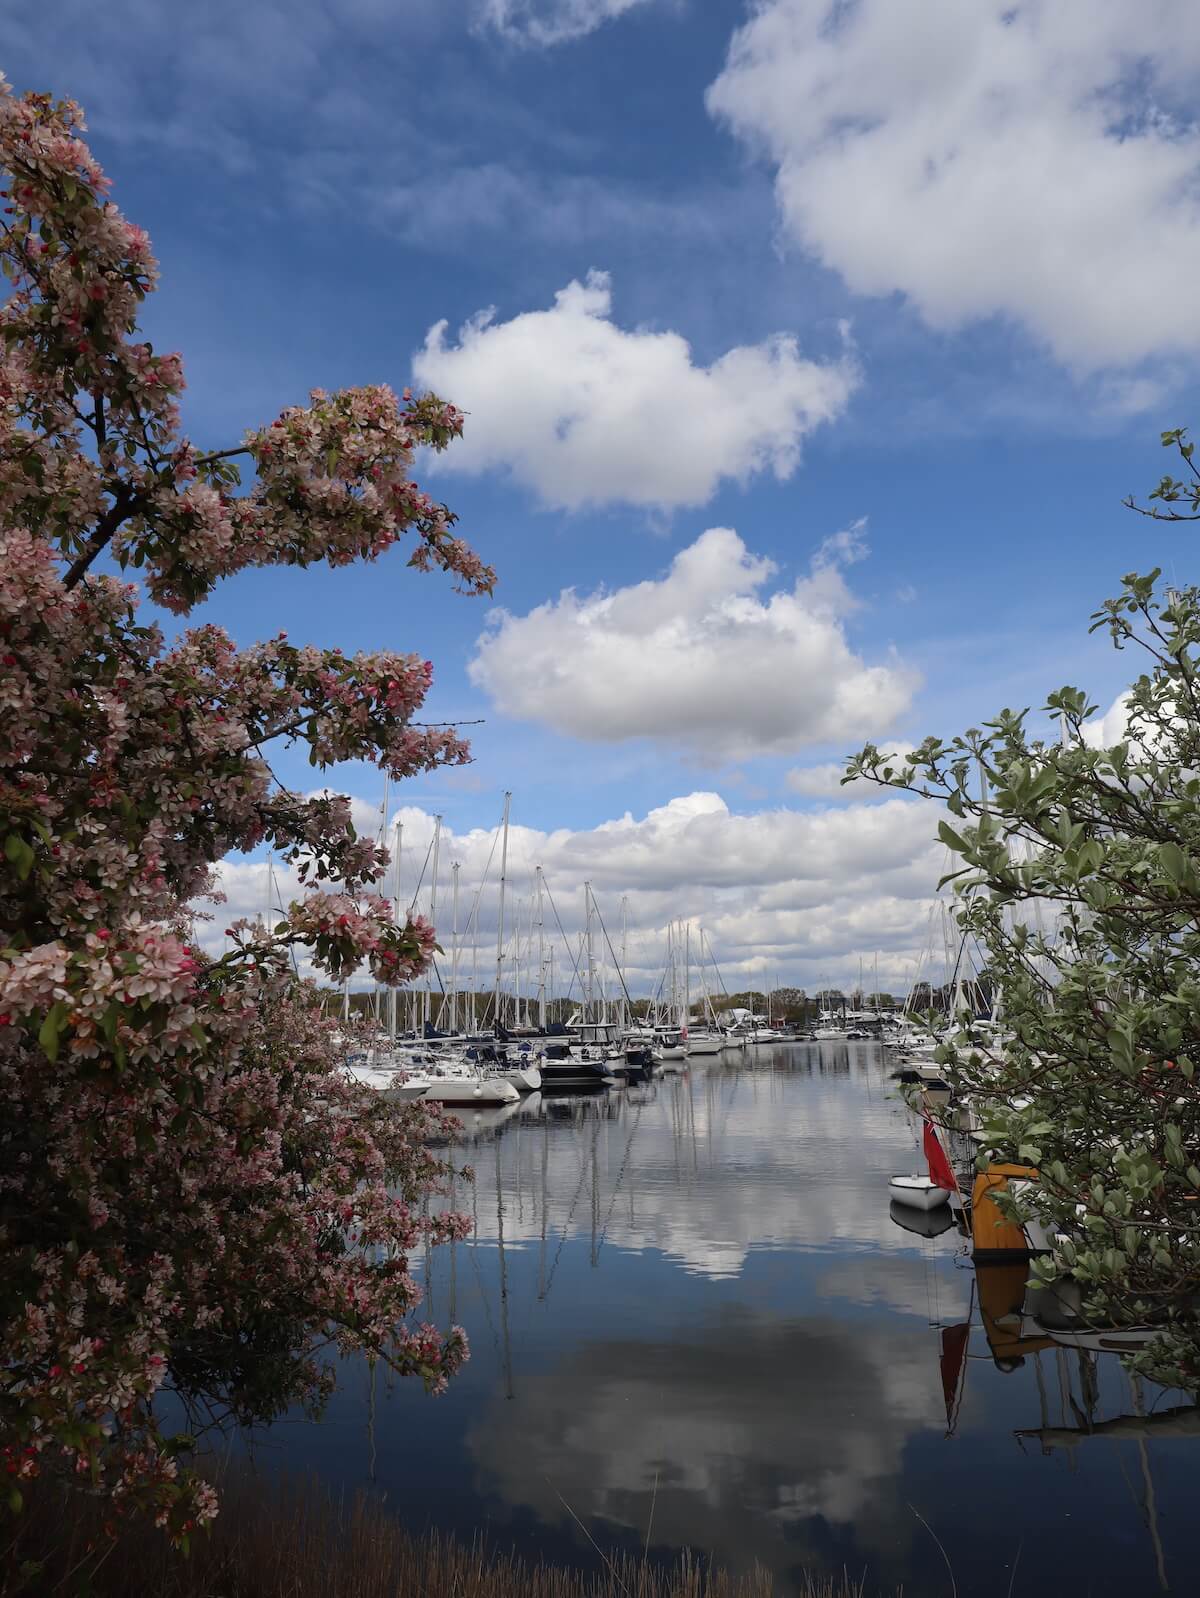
[923,1117,957,1191]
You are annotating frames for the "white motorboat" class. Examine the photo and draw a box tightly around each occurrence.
[625,1024,687,1060]
[888,1174,951,1211]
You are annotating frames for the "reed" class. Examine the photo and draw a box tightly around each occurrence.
[3,1469,876,1598]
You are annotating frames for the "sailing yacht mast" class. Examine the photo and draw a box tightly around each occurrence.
[536,867,546,1029]
[373,775,392,1037]
[620,896,629,1029]
[426,815,441,1030]
[494,792,511,1031]
[584,882,595,1023]
[450,861,460,1034]
[683,921,690,1039]
[513,896,523,1028]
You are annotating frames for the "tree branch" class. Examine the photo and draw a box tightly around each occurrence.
[63,486,139,589]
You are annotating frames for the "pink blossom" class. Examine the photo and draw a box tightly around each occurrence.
[0,74,475,1548]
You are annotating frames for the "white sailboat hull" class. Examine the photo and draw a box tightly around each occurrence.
[343,1065,429,1102]
[500,1063,542,1093]
[421,1077,520,1105]
[682,1035,724,1056]
[888,1175,951,1211]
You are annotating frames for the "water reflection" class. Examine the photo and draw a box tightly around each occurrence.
[266,1045,1199,1596]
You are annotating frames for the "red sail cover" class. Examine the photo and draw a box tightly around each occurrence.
[923,1118,958,1191]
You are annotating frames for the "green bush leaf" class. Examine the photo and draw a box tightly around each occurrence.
[38,1001,69,1062]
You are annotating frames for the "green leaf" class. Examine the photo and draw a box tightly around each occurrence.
[99,1004,120,1046]
[1076,840,1103,876]
[1160,842,1190,884]
[4,832,35,881]
[38,1001,69,1062]
[937,819,969,855]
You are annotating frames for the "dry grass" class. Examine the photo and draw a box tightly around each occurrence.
[2,1470,880,1598]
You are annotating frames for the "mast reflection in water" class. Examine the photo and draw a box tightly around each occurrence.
[254,1045,1199,1597]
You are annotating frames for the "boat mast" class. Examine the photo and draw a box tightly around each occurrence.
[665,921,675,1031]
[450,860,461,1034]
[514,896,523,1028]
[536,867,546,1029]
[389,818,401,1040]
[683,921,690,1038]
[620,895,629,1029]
[470,919,478,1036]
[373,773,391,1038]
[584,881,595,1023]
[494,792,511,1031]
[426,815,441,1031]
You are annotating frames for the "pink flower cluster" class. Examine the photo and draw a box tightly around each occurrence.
[0,78,477,1546]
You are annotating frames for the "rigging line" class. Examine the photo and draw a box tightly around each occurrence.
[542,876,586,996]
[707,944,735,1005]
[592,897,636,1012]
[406,832,435,919]
[458,804,504,953]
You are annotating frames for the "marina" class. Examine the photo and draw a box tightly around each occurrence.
[8,22,1200,1595]
[254,1042,1199,1596]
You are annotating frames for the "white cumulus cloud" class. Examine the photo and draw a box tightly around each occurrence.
[206,788,943,997]
[468,524,918,757]
[786,739,917,801]
[707,0,1200,371]
[412,271,857,510]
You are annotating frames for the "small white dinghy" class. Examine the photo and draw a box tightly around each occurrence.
[889,1175,951,1212]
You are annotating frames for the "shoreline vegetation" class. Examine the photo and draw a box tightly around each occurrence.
[3,1470,886,1598]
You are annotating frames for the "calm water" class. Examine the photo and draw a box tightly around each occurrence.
[253,1045,1199,1596]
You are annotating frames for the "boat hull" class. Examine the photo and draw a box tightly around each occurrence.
[889,1176,951,1211]
[539,1059,615,1091]
[421,1078,520,1105]
[500,1064,542,1093]
[682,1036,724,1056]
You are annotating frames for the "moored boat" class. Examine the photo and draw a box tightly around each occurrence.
[420,1074,520,1106]
[889,1174,951,1211]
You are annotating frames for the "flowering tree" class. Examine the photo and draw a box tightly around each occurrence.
[849,440,1200,1390]
[0,81,495,1541]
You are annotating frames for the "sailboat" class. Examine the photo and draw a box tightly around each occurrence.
[889,1115,957,1210]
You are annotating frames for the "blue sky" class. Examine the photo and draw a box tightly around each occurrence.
[8,1,1200,992]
